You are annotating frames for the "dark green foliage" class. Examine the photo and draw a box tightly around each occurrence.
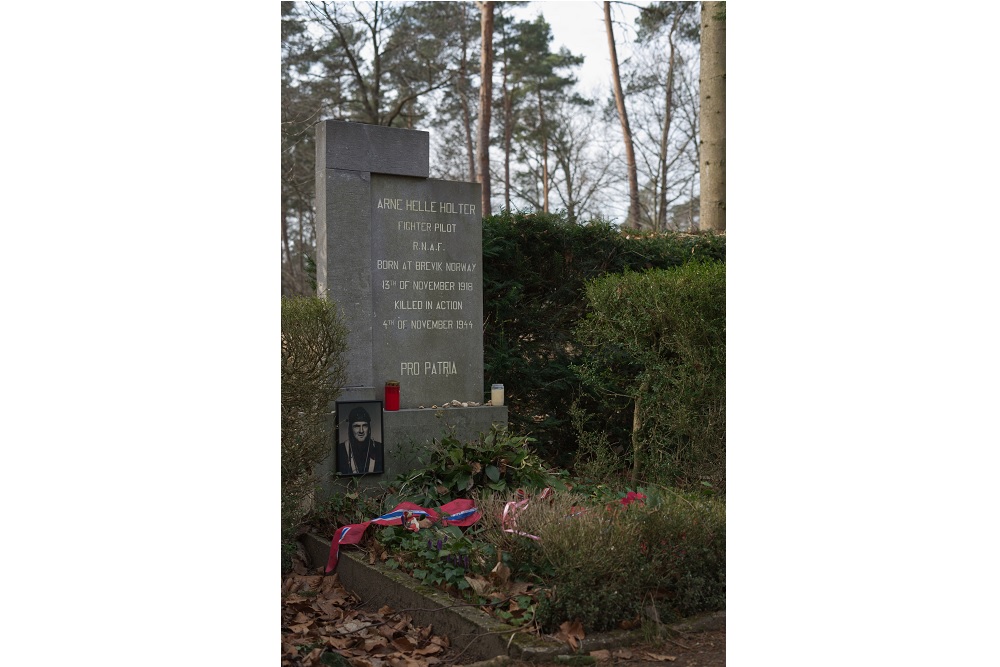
[302,487,383,539]
[386,425,567,509]
[481,210,724,471]
[378,524,490,593]
[533,503,647,633]
[636,2,701,44]
[534,487,725,631]
[637,488,726,620]
[281,296,349,569]
[535,576,644,634]
[576,262,726,489]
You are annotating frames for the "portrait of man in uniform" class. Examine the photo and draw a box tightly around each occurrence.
[336,402,384,476]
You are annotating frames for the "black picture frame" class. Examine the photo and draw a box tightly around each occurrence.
[335,400,385,476]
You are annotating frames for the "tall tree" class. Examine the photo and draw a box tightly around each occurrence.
[615,6,702,233]
[304,2,456,126]
[698,1,725,231]
[637,2,699,231]
[458,1,478,182]
[548,97,617,222]
[477,1,495,216]
[604,1,641,229]
[282,2,350,296]
[420,1,482,181]
[503,15,583,214]
[496,2,522,211]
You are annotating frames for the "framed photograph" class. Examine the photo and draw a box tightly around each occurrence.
[335,401,385,476]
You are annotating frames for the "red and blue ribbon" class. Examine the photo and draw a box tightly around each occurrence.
[324,498,480,573]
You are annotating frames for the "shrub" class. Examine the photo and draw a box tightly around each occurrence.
[566,400,626,487]
[377,524,490,593]
[476,487,724,633]
[301,485,384,538]
[338,481,723,632]
[473,489,581,581]
[575,261,726,490]
[636,487,726,620]
[533,501,647,633]
[520,488,726,631]
[482,211,725,468]
[385,426,567,509]
[281,296,348,569]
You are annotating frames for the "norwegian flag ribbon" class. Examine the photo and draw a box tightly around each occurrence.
[324,498,480,573]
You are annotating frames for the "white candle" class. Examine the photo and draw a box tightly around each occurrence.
[491,383,504,407]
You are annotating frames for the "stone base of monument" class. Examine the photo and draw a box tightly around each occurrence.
[317,404,508,499]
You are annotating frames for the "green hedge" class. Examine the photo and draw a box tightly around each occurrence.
[575,262,726,489]
[528,487,725,631]
[482,210,725,478]
[281,296,349,568]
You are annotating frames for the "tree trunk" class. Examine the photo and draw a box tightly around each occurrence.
[631,380,649,484]
[459,5,476,182]
[699,1,725,231]
[499,18,512,212]
[656,12,682,232]
[604,1,640,230]
[477,1,495,217]
[537,88,549,213]
[503,82,512,212]
[281,210,291,268]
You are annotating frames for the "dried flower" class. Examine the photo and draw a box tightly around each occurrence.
[620,491,647,507]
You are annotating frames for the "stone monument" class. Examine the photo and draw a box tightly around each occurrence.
[314,120,507,492]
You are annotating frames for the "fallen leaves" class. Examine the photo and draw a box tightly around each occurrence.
[282,572,452,667]
[464,574,492,596]
[489,560,511,587]
[556,620,585,652]
[588,648,677,662]
[640,650,678,662]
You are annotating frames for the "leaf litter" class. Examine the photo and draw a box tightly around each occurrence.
[282,571,451,667]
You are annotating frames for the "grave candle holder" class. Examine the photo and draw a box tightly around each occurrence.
[491,383,504,407]
[385,381,400,411]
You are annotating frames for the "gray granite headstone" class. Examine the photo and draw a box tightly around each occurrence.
[314,120,505,489]
[370,175,483,407]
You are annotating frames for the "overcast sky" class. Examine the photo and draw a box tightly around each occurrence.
[513,0,651,95]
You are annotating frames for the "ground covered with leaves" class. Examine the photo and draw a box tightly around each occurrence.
[281,570,452,667]
[281,556,724,667]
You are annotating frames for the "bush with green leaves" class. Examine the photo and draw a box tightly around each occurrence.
[378,524,491,593]
[575,261,726,490]
[385,425,568,508]
[482,210,725,469]
[473,489,569,581]
[524,488,726,631]
[302,486,385,538]
[632,487,726,621]
[281,296,348,569]
[531,499,647,633]
[314,467,724,632]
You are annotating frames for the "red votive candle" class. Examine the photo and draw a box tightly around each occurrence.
[385,382,400,411]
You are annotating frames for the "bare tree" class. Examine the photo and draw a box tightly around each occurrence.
[549,98,619,222]
[624,2,701,232]
[652,4,696,230]
[306,2,455,126]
